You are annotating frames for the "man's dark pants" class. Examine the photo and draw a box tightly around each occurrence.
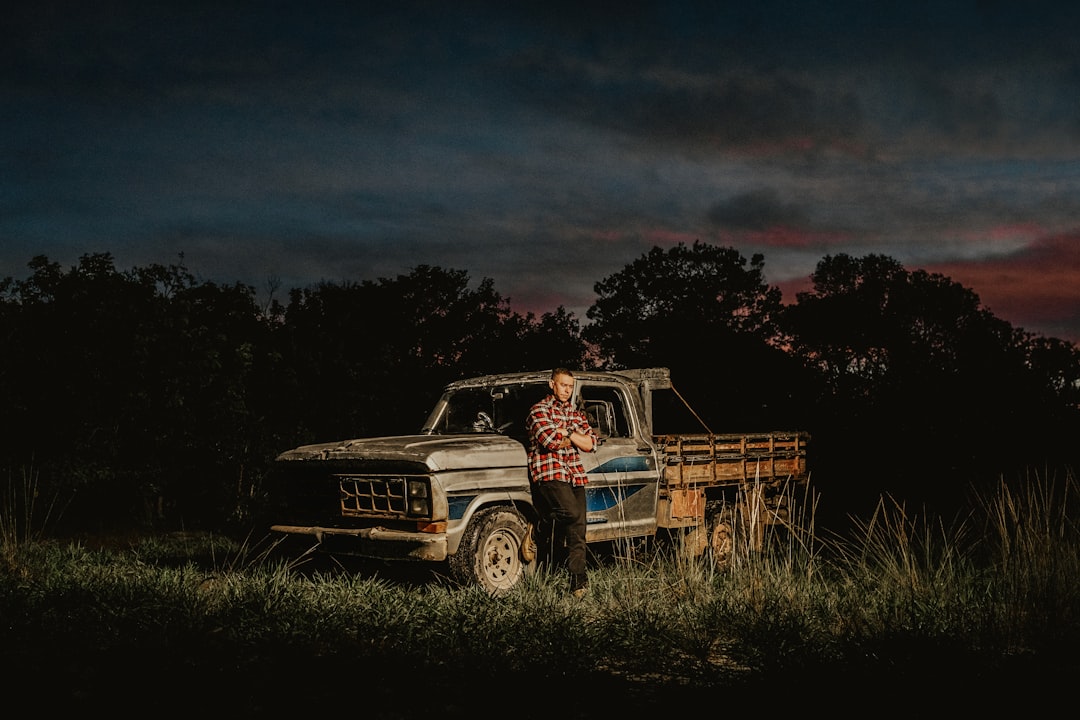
[530,480,588,591]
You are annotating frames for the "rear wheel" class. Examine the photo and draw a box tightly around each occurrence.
[676,524,709,560]
[700,497,753,569]
[449,506,535,596]
[708,506,737,568]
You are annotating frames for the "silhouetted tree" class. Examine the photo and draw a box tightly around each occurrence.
[512,306,595,372]
[4,245,1076,538]
[128,262,282,530]
[781,253,1080,518]
[0,253,279,532]
[584,241,813,431]
[273,265,590,443]
[0,254,162,529]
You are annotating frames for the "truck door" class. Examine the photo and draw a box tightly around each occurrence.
[577,382,660,543]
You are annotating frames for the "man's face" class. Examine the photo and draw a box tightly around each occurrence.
[550,373,575,403]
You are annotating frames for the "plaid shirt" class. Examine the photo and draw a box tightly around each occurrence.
[526,394,597,486]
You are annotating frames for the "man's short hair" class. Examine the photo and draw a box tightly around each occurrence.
[551,367,574,379]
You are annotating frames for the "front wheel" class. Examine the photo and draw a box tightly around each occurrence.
[449,506,535,596]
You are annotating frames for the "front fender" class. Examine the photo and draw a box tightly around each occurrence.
[444,488,536,557]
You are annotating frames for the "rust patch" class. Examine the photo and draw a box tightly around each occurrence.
[668,488,704,519]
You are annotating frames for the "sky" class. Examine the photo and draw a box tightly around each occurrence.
[4,1,1080,342]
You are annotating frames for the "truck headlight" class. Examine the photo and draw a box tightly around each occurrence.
[406,479,431,516]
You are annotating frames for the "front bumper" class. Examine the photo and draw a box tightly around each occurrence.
[270,524,448,562]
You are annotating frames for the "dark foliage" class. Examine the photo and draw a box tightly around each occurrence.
[585,240,816,431]
[0,253,589,534]
[1,245,1078,536]
[780,253,1080,523]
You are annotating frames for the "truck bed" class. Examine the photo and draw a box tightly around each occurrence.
[654,431,809,488]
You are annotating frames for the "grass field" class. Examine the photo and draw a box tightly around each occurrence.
[2,471,1078,715]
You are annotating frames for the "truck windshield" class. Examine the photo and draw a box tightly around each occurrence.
[422,382,550,442]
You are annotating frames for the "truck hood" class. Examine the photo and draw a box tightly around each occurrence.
[275,434,528,471]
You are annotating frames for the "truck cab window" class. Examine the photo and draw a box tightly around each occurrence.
[579,385,630,438]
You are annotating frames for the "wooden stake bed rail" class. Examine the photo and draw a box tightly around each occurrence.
[654,432,809,487]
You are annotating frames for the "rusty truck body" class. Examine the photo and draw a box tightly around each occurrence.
[269,367,809,594]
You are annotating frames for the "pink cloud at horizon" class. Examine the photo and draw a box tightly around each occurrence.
[924,233,1080,342]
[775,233,1080,344]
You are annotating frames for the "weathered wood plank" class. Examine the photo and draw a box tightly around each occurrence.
[655,432,809,487]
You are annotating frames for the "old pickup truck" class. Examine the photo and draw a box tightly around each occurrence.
[268,367,809,594]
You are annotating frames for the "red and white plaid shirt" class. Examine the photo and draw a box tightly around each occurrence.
[526,394,597,486]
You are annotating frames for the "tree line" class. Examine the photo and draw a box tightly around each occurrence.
[2,242,1078,536]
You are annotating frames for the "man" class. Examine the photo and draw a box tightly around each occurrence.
[526,367,598,598]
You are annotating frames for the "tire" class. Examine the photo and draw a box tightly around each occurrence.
[676,524,709,560]
[706,504,738,569]
[449,506,535,596]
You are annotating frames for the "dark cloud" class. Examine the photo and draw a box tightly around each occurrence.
[3,0,1080,341]
[707,189,809,231]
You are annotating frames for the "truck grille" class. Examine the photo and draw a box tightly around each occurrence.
[337,475,419,518]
